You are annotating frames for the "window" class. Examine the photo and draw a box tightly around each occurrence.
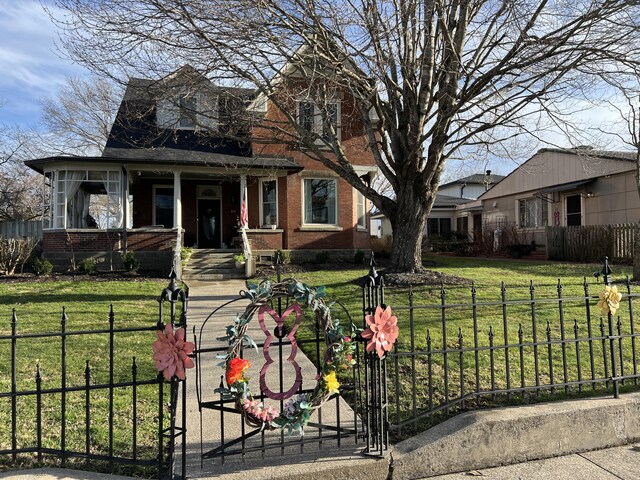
[456,217,468,236]
[518,197,548,228]
[154,187,174,228]
[356,190,367,229]
[260,179,278,226]
[566,195,582,226]
[428,218,452,236]
[49,169,122,229]
[179,95,196,128]
[303,178,337,225]
[297,100,340,142]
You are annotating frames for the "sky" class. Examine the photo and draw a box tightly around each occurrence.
[0,0,86,128]
[0,0,632,178]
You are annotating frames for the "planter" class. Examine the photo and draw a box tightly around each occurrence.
[235,261,246,269]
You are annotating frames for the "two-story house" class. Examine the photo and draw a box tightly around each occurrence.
[25,65,377,275]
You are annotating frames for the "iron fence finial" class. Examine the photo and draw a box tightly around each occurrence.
[602,257,612,285]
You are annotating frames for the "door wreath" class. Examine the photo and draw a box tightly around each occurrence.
[217,279,357,434]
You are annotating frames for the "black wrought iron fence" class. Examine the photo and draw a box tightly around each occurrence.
[0,275,187,479]
[362,258,640,439]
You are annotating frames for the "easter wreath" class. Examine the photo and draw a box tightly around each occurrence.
[217,279,357,434]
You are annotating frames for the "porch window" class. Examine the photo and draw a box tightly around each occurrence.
[518,197,548,228]
[154,187,174,228]
[356,190,367,229]
[303,178,337,225]
[260,179,278,226]
[49,169,122,229]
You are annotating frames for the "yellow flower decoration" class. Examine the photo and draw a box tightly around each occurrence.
[323,371,340,395]
[597,285,622,316]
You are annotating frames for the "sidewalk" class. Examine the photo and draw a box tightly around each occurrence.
[423,444,640,479]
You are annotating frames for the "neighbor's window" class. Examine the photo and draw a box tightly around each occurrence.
[518,197,548,228]
[260,179,278,226]
[303,178,337,225]
[356,190,367,229]
[428,218,452,236]
[154,187,174,228]
[297,100,340,142]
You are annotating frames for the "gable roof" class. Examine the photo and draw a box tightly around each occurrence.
[440,173,505,188]
[478,147,636,201]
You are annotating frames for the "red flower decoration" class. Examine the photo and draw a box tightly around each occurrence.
[227,357,251,386]
[152,324,195,381]
[361,306,399,358]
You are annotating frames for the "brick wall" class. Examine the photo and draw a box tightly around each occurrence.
[246,229,283,251]
[43,229,177,252]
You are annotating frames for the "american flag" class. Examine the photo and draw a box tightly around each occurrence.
[240,184,248,228]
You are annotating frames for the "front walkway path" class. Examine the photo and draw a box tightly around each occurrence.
[176,280,385,480]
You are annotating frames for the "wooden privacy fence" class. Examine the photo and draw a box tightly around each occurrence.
[0,221,42,240]
[546,224,636,264]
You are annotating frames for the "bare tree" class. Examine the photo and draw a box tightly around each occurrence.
[39,76,121,155]
[51,0,640,272]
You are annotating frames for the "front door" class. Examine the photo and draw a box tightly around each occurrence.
[198,199,221,248]
[566,195,582,226]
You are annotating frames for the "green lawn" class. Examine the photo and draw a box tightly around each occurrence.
[266,256,640,436]
[0,277,170,475]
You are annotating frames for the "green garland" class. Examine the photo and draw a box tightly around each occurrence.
[216,279,357,434]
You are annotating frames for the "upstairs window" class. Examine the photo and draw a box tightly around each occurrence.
[297,100,340,142]
[179,95,196,128]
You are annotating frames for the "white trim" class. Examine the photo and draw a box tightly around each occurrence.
[259,178,279,227]
[302,177,338,226]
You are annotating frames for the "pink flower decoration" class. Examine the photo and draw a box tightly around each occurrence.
[152,324,195,381]
[361,306,399,358]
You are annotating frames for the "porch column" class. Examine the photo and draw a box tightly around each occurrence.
[173,171,182,230]
[240,174,248,229]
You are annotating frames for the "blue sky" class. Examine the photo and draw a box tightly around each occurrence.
[0,0,86,128]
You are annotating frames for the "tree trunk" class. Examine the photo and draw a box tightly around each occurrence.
[389,196,428,273]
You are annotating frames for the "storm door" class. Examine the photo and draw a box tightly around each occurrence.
[198,199,222,248]
[566,195,582,226]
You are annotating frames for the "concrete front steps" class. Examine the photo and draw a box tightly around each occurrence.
[182,249,246,281]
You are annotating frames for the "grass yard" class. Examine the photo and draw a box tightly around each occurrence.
[0,277,169,475]
[264,256,640,436]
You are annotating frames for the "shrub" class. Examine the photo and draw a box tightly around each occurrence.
[122,251,140,272]
[0,236,39,275]
[32,257,53,276]
[181,246,194,266]
[354,250,365,264]
[79,258,97,274]
[275,249,291,264]
[315,251,330,264]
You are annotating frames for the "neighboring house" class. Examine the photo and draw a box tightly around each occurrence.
[25,65,376,272]
[438,171,505,199]
[473,147,640,245]
[371,192,475,240]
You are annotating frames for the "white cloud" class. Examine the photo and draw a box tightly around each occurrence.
[0,0,86,126]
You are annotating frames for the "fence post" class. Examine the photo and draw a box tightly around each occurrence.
[158,270,189,478]
[602,257,619,399]
[361,254,390,457]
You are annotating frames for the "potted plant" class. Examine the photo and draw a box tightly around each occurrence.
[234,253,246,268]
